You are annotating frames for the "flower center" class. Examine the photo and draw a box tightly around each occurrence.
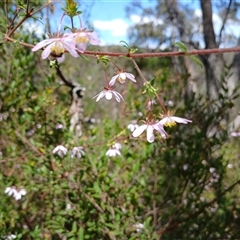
[118,73,126,83]
[164,118,176,127]
[75,33,89,43]
[51,41,65,57]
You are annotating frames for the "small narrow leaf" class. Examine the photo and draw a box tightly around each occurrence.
[173,42,188,52]
[189,56,203,68]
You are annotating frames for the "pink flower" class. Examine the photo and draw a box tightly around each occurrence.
[132,121,167,143]
[109,72,136,86]
[32,33,79,63]
[93,88,124,102]
[71,29,101,52]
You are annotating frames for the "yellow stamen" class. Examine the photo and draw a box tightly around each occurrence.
[75,35,89,43]
[51,42,65,56]
[164,119,176,127]
[118,73,126,83]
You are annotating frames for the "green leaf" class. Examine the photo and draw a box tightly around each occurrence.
[120,40,130,51]
[72,221,77,233]
[189,55,203,68]
[173,41,188,52]
[78,226,84,239]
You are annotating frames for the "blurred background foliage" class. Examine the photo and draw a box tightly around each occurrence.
[1,0,240,239]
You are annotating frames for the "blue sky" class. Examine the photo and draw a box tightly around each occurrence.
[87,0,153,45]
[89,1,133,45]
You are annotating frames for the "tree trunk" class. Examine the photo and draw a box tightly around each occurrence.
[200,0,224,99]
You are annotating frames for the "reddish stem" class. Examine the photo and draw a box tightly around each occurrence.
[4,36,240,59]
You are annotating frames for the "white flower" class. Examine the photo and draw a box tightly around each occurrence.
[66,203,72,210]
[52,145,68,158]
[71,146,85,159]
[112,142,122,150]
[227,163,233,169]
[5,187,16,197]
[168,100,174,107]
[5,187,27,201]
[109,72,136,86]
[132,121,167,143]
[159,113,192,127]
[183,164,189,171]
[106,143,122,157]
[106,149,121,157]
[4,234,17,240]
[14,188,27,200]
[127,121,139,132]
[209,167,216,173]
[133,223,144,233]
[93,88,124,102]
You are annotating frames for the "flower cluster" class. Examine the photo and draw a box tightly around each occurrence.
[5,187,27,201]
[32,15,100,63]
[93,71,137,102]
[31,9,193,146]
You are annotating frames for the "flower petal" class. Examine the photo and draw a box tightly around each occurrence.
[41,44,52,59]
[105,91,113,100]
[147,126,155,143]
[32,39,53,52]
[153,123,167,139]
[125,72,136,82]
[109,75,118,87]
[94,91,105,102]
[158,117,170,126]
[171,116,192,124]
[19,189,27,196]
[87,32,101,45]
[63,42,79,57]
[76,42,87,52]
[132,124,148,138]
[57,54,65,63]
[113,91,124,102]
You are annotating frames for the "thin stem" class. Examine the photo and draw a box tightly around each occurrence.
[155,93,168,114]
[7,10,29,37]
[31,2,53,16]
[4,36,240,59]
[6,2,53,37]
[110,59,121,71]
[84,46,240,58]
[26,0,30,13]
[104,68,110,87]
[58,13,66,36]
[78,14,83,29]
[70,16,74,29]
[3,36,34,48]
[131,58,147,83]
